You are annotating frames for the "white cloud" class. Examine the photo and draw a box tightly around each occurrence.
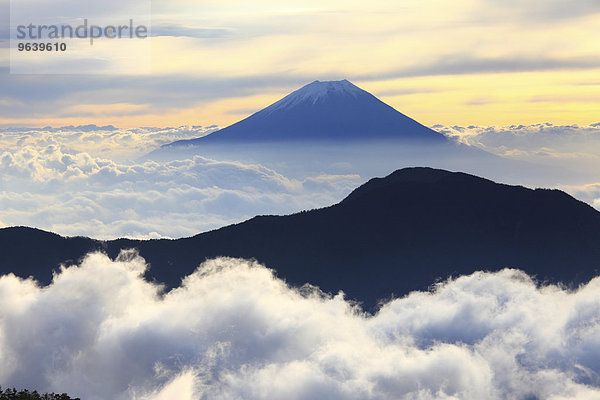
[433,123,600,207]
[1,254,600,399]
[433,123,600,160]
[0,137,361,238]
[2,123,600,238]
[0,125,217,161]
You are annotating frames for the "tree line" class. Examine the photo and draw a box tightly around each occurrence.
[0,387,79,400]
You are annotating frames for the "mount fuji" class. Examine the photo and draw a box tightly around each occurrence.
[166,80,447,146]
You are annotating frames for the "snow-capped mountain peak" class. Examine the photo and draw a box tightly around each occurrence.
[264,80,364,113]
[165,79,448,144]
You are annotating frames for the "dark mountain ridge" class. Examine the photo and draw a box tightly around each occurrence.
[2,167,599,309]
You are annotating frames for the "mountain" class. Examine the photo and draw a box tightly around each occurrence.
[0,227,100,284]
[166,80,447,146]
[2,167,600,309]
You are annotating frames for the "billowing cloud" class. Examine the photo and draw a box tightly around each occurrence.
[435,123,600,150]
[0,125,217,161]
[2,254,600,399]
[4,123,600,238]
[0,129,361,238]
[436,122,600,171]
[432,123,600,207]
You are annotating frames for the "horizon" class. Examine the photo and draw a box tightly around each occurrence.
[2,78,599,130]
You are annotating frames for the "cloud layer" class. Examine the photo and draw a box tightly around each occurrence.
[435,122,600,208]
[436,123,600,157]
[0,142,359,238]
[0,125,217,161]
[2,123,600,238]
[2,0,600,127]
[2,254,600,399]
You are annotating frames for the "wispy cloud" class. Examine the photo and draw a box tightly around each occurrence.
[480,0,600,21]
[150,25,231,39]
[2,0,599,126]
[358,56,600,80]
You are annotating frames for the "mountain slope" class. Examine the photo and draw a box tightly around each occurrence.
[0,227,102,284]
[166,80,446,145]
[2,167,600,309]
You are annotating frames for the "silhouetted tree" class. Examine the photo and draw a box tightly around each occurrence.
[0,386,80,400]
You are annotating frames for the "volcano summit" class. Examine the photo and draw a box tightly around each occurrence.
[166,80,447,146]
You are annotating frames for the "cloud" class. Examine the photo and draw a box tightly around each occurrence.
[434,122,600,162]
[0,130,362,238]
[481,0,600,21]
[3,122,600,238]
[357,56,600,80]
[0,73,313,118]
[1,55,596,122]
[432,122,600,203]
[10,0,150,21]
[2,254,600,399]
[151,25,231,39]
[0,125,217,161]
[4,122,600,238]
[2,0,600,127]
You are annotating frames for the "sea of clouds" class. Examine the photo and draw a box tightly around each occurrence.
[436,122,600,209]
[436,122,600,174]
[1,253,600,400]
[1,123,600,239]
[0,126,361,238]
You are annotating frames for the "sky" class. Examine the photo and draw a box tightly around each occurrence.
[1,0,600,128]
